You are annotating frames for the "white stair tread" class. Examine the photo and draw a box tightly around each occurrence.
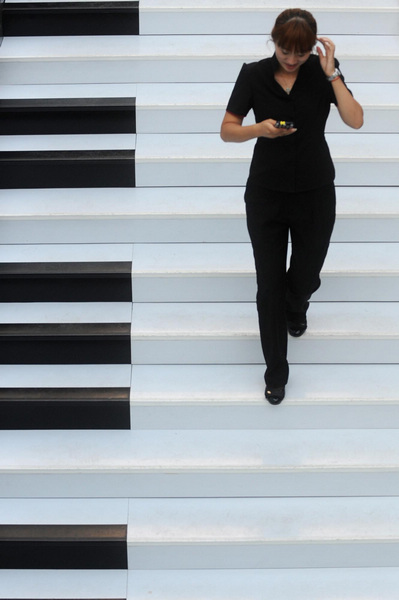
[0,364,131,387]
[0,82,138,99]
[0,302,131,323]
[131,302,399,338]
[136,133,398,162]
[0,243,133,262]
[0,134,136,151]
[3,429,399,472]
[130,242,399,275]
[131,364,399,405]
[0,186,397,218]
[127,496,399,543]
[141,0,399,10]
[128,568,399,600]
[0,570,127,599]
[1,34,397,60]
[0,498,128,524]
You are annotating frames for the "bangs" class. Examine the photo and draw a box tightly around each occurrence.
[272,16,316,53]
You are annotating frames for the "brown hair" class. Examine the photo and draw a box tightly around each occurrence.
[271,8,317,53]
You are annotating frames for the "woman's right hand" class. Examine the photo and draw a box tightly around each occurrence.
[221,112,296,143]
[257,119,297,138]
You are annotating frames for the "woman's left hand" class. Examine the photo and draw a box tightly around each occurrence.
[316,36,336,77]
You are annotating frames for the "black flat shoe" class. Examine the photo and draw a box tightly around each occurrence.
[265,385,285,405]
[287,320,307,338]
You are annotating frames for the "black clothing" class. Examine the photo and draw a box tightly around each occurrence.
[226,54,349,193]
[246,184,336,387]
[225,53,345,387]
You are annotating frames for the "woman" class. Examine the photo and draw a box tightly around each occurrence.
[220,8,363,405]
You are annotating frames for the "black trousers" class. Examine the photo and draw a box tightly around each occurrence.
[245,183,336,387]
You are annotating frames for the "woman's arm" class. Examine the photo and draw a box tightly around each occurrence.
[317,36,364,130]
[220,111,296,142]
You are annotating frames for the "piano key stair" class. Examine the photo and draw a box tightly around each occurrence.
[0,1,399,598]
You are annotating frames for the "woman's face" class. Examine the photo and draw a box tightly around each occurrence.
[275,44,311,74]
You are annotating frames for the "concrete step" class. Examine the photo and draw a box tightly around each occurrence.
[0,243,133,302]
[127,497,399,569]
[1,82,396,134]
[0,134,136,188]
[130,301,399,365]
[1,362,398,431]
[2,241,397,302]
[127,567,399,600]
[0,34,397,84]
[135,132,399,187]
[135,82,399,134]
[140,0,399,35]
[0,187,398,244]
[0,302,132,364]
[0,498,128,569]
[130,363,399,430]
[129,241,399,302]
[3,429,399,497]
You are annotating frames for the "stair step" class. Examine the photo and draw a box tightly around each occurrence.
[126,497,399,569]
[0,244,133,303]
[0,498,128,569]
[128,567,399,600]
[140,0,399,35]
[0,387,131,430]
[0,186,398,244]
[0,96,136,135]
[2,429,399,497]
[135,133,399,187]
[129,242,399,302]
[0,35,397,84]
[0,134,135,189]
[0,303,131,364]
[135,82,399,134]
[130,364,399,430]
[1,82,396,134]
[0,569,126,599]
[0,262,132,302]
[3,1,139,36]
[131,301,399,365]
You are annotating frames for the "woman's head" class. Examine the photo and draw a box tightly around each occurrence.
[271,8,317,54]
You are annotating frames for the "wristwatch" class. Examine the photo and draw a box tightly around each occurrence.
[326,67,341,82]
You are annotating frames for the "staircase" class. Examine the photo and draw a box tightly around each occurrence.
[1,0,399,596]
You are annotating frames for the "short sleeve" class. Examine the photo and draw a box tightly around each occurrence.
[226,63,253,117]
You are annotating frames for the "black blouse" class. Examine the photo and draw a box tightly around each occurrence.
[226,53,349,193]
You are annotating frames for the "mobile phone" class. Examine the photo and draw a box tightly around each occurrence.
[275,120,295,129]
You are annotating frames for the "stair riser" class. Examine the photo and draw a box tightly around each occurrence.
[0,339,131,365]
[0,105,136,135]
[135,161,399,188]
[3,472,399,499]
[140,11,399,36]
[1,217,398,244]
[136,107,399,134]
[0,277,132,303]
[127,542,399,570]
[0,59,396,85]
[3,2,139,36]
[0,401,131,430]
[131,339,399,365]
[131,276,399,303]
[0,152,135,189]
[130,404,399,431]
